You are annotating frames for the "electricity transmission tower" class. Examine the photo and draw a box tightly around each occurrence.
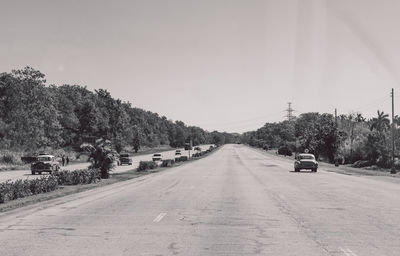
[285,102,295,121]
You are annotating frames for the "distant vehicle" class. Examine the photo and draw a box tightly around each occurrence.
[194,146,201,151]
[294,153,318,172]
[118,153,132,165]
[152,153,162,162]
[184,143,192,150]
[175,151,182,160]
[31,155,60,175]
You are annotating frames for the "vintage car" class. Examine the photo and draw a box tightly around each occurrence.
[118,153,133,165]
[152,153,162,162]
[294,153,318,172]
[31,155,60,175]
[175,150,182,160]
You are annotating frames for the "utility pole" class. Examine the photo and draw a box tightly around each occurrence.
[335,108,338,126]
[391,88,396,174]
[286,102,295,121]
[334,108,339,166]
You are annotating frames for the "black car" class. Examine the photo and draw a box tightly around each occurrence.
[118,153,132,165]
[294,153,318,172]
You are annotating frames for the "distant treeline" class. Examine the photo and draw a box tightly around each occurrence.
[242,111,400,169]
[0,67,237,152]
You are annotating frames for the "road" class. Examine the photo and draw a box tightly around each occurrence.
[1,144,400,256]
[0,145,212,183]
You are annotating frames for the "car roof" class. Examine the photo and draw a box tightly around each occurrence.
[37,155,54,158]
[298,153,315,157]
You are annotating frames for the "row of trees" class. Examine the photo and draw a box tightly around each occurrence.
[242,111,399,168]
[0,67,235,152]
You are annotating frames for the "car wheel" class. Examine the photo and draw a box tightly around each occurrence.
[312,168,317,172]
[38,171,42,175]
[294,168,299,172]
[31,171,36,175]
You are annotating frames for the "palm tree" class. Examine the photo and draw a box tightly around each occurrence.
[355,113,365,123]
[370,110,390,133]
[81,138,117,179]
[349,113,366,159]
[394,115,400,128]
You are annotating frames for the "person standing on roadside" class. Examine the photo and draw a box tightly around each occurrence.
[62,155,65,166]
[66,156,69,165]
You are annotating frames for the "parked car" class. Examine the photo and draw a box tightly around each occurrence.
[31,155,60,175]
[175,150,182,160]
[118,153,132,165]
[294,153,318,172]
[152,153,162,162]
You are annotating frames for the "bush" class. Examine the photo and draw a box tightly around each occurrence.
[1,151,23,165]
[54,169,100,185]
[351,160,371,168]
[0,176,58,204]
[138,161,158,171]
[161,159,175,167]
[278,146,292,156]
[179,156,189,162]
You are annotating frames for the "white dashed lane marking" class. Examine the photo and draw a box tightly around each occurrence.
[153,213,167,222]
[339,247,358,256]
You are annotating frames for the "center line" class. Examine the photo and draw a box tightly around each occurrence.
[153,212,167,222]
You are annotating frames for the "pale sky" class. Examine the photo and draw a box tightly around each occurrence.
[1,0,400,133]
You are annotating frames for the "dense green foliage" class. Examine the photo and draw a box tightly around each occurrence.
[243,111,400,168]
[137,161,158,171]
[54,169,100,185]
[0,169,100,204]
[0,176,58,203]
[0,67,235,154]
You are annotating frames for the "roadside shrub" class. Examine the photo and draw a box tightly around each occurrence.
[161,159,175,167]
[1,151,23,165]
[262,144,270,150]
[53,169,100,185]
[278,146,292,156]
[138,161,158,171]
[351,160,371,168]
[0,176,59,204]
[179,156,188,162]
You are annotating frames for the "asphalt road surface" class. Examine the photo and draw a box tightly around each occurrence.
[1,144,400,256]
[0,145,212,183]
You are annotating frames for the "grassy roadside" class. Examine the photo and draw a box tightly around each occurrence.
[249,146,400,178]
[0,146,220,213]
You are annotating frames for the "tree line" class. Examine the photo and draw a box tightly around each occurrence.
[242,111,400,169]
[0,67,236,153]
